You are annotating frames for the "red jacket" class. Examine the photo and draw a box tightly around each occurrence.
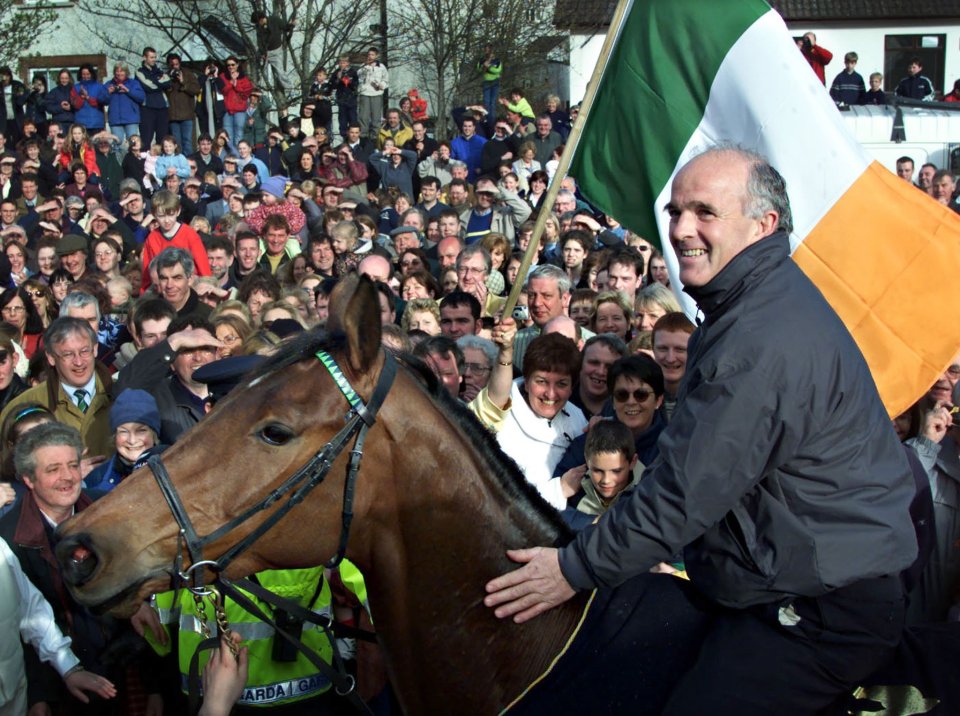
[58,143,100,177]
[803,45,833,85]
[220,72,254,115]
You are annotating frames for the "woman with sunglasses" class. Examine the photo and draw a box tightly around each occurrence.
[21,279,57,330]
[0,287,44,359]
[554,355,667,492]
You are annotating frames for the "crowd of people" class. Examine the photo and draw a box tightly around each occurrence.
[795,32,960,106]
[0,33,955,716]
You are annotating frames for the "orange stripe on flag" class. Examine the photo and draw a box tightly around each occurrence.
[792,161,960,418]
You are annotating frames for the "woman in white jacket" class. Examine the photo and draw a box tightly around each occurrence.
[494,333,587,511]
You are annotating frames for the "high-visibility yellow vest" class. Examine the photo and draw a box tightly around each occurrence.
[147,562,366,708]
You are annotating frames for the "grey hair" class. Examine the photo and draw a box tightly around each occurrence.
[456,334,497,366]
[15,422,84,480]
[525,263,572,295]
[694,145,793,234]
[44,316,97,352]
[59,291,101,321]
[456,244,491,274]
[156,247,195,277]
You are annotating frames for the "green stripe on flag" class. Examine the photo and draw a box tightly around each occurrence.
[570,0,771,245]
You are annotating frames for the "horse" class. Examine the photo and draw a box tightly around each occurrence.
[55,275,595,714]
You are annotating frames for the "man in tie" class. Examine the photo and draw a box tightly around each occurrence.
[0,317,114,459]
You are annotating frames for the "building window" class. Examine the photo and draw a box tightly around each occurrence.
[884,34,945,95]
[18,55,107,87]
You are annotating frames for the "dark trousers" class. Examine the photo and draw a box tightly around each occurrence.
[662,574,905,715]
[140,106,169,147]
[337,103,358,139]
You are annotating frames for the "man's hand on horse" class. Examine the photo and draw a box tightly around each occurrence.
[484,547,576,623]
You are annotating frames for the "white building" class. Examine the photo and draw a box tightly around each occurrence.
[557,0,960,106]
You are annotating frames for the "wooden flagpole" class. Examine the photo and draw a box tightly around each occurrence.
[500,0,635,319]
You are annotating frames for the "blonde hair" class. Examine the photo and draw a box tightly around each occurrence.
[400,298,441,332]
[259,300,306,327]
[151,189,181,214]
[590,291,634,332]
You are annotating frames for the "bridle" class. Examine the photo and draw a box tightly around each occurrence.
[148,348,397,593]
[144,348,395,714]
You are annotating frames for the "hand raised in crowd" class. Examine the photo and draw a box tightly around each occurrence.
[80,448,106,478]
[90,207,116,225]
[193,282,229,300]
[490,316,517,352]
[168,328,223,356]
[922,402,954,444]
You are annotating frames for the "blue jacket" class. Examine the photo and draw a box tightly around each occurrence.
[239,155,269,184]
[103,78,145,126]
[450,134,487,179]
[154,153,191,180]
[136,64,171,109]
[44,84,74,125]
[73,79,108,130]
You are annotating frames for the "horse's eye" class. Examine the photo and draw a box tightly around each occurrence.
[259,424,294,446]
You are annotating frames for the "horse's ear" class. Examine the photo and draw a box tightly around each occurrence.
[328,274,382,373]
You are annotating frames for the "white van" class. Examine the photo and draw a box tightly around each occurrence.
[841,103,960,174]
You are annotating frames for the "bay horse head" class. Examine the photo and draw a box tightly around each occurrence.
[56,274,393,614]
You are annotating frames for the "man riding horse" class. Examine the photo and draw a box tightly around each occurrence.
[486,146,920,715]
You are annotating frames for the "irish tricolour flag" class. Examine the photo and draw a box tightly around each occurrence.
[570,0,960,416]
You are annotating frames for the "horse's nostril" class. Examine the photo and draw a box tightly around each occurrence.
[72,545,94,563]
[62,538,99,587]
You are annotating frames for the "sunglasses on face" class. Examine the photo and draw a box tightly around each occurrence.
[614,388,653,403]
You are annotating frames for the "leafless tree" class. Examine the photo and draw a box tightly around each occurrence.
[76,0,378,107]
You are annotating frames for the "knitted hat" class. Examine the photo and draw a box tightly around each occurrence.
[110,389,162,434]
[261,176,287,199]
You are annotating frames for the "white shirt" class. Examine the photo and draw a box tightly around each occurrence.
[0,536,79,688]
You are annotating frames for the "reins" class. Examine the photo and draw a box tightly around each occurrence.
[147,349,397,714]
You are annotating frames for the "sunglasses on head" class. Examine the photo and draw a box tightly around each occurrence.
[613,388,653,403]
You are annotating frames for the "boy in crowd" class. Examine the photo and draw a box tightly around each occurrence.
[562,420,639,516]
[139,190,212,292]
[829,52,865,105]
[862,72,886,105]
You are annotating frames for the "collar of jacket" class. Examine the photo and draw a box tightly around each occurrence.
[683,230,790,319]
[13,488,92,551]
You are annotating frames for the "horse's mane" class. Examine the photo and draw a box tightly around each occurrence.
[252,328,573,542]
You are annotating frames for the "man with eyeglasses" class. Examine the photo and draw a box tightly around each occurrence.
[455,243,504,319]
[1,317,114,457]
[457,335,497,402]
